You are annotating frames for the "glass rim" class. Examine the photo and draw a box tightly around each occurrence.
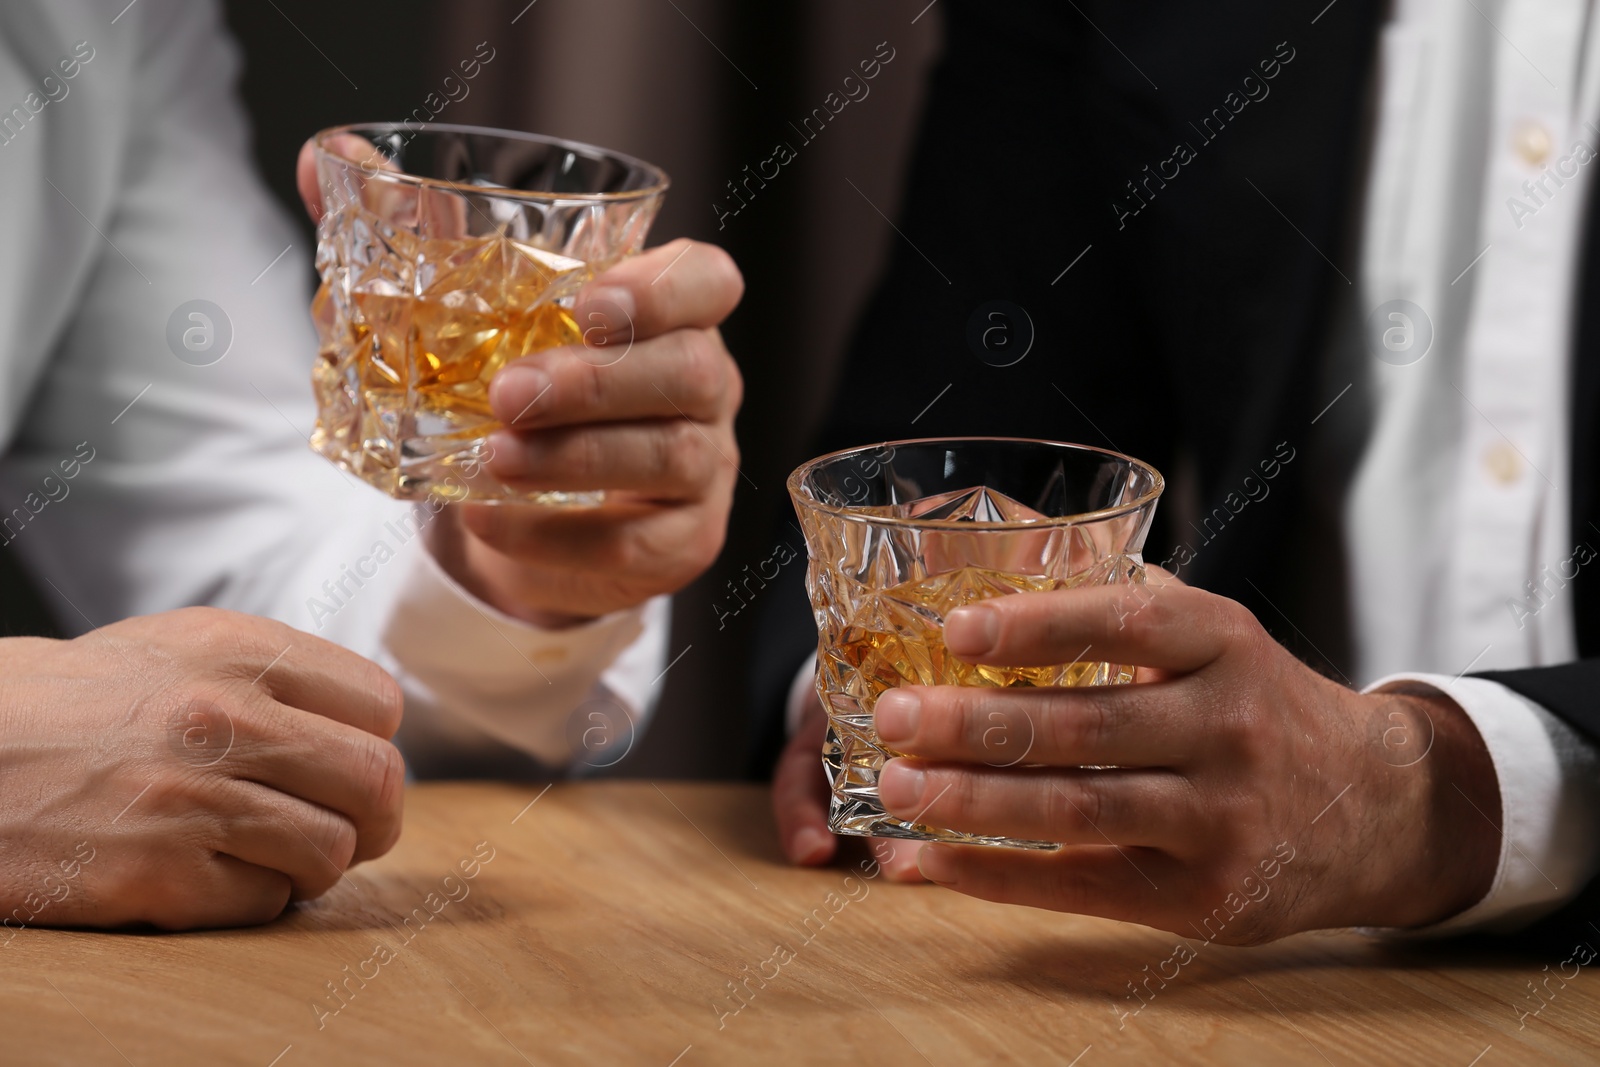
[312,121,671,204]
[787,436,1165,530]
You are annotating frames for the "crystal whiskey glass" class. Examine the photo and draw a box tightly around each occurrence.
[789,438,1164,849]
[310,123,668,505]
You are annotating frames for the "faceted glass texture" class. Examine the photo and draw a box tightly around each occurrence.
[309,123,668,504]
[789,438,1164,849]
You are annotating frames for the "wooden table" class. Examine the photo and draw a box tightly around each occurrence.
[3,783,1596,1066]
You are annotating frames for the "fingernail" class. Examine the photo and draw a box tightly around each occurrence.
[917,843,958,885]
[789,827,832,865]
[494,363,551,425]
[575,285,636,342]
[874,689,921,745]
[945,606,999,657]
[877,758,926,811]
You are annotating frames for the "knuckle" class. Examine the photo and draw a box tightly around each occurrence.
[160,675,238,721]
[366,738,407,820]
[563,427,608,482]
[363,664,405,737]
[1049,693,1108,758]
[1054,780,1101,836]
[1213,595,1259,644]
[674,330,727,410]
[301,811,358,890]
[724,354,745,414]
[703,243,745,305]
[1214,694,1269,766]
[592,526,642,574]
[571,358,611,416]
[946,768,981,821]
[1117,590,1163,640]
[349,732,385,789]
[946,692,984,752]
[656,420,712,487]
[171,604,235,630]
[142,764,220,819]
[169,605,258,653]
[655,236,695,269]
[1041,864,1093,914]
[960,693,1021,761]
[325,815,359,873]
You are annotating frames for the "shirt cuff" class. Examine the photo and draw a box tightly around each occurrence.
[1364,672,1600,935]
[382,531,669,770]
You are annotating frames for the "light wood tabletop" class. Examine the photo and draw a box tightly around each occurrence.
[2,782,1596,1066]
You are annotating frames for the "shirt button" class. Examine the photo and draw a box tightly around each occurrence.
[1483,440,1523,484]
[1513,121,1553,166]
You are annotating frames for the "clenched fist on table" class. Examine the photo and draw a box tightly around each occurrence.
[0,610,404,931]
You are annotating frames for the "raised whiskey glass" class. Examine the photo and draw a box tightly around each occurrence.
[310,123,668,504]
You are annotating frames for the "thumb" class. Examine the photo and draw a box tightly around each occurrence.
[296,138,323,223]
[771,698,836,865]
[772,698,925,880]
[298,133,393,225]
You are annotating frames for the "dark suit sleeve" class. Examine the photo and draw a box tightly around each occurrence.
[1474,661,1600,748]
[0,550,60,638]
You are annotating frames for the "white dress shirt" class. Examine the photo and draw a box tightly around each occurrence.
[0,0,668,773]
[1346,0,1600,929]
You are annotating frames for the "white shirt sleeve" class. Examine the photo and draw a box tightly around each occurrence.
[383,544,671,771]
[0,0,665,774]
[1366,673,1600,933]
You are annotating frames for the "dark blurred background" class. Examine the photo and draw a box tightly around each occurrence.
[221,0,943,777]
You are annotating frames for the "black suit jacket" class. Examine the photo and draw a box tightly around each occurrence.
[750,0,1600,929]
